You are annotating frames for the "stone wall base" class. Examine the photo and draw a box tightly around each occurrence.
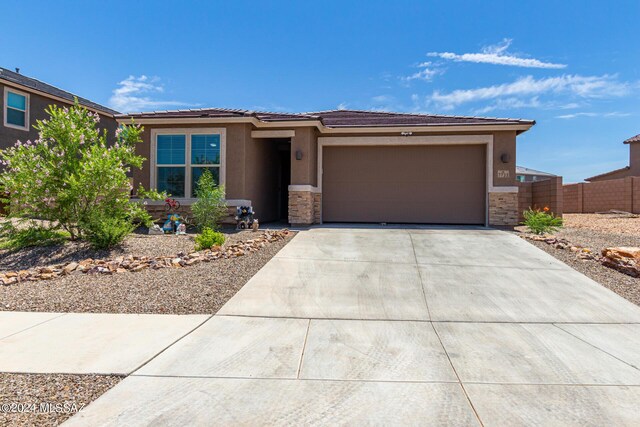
[289,190,321,225]
[489,191,518,226]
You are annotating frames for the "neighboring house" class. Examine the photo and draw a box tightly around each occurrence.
[585,134,640,182]
[516,166,557,183]
[0,67,119,150]
[116,109,535,226]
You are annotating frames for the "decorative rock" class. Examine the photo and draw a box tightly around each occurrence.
[63,262,79,275]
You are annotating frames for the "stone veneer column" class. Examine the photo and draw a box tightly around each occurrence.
[489,191,519,226]
[288,186,321,226]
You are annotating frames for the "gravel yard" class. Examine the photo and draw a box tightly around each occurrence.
[0,373,121,427]
[0,229,296,314]
[516,213,640,306]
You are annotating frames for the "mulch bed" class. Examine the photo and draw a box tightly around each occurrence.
[0,373,121,427]
[0,229,296,314]
[515,215,640,306]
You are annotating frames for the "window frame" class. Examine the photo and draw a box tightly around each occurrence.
[3,87,30,131]
[150,128,226,201]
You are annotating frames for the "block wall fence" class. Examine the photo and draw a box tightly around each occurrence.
[517,176,564,221]
[563,176,640,214]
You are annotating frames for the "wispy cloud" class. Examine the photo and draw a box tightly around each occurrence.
[556,111,632,119]
[428,39,566,69]
[429,74,631,110]
[109,75,195,113]
[473,97,541,114]
[401,62,442,83]
[337,102,348,110]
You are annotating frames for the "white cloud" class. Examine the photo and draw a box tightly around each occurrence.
[556,111,632,119]
[337,102,348,110]
[401,61,442,83]
[428,39,566,69]
[109,75,194,113]
[473,97,541,114]
[429,74,631,109]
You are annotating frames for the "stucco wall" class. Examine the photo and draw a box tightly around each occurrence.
[0,82,117,150]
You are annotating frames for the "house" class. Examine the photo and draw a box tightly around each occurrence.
[586,134,640,182]
[0,67,118,149]
[516,166,557,183]
[116,108,535,226]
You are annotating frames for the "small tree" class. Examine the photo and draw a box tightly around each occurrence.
[0,101,146,243]
[191,169,227,231]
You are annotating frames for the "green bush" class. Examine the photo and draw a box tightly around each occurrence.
[81,214,135,249]
[522,207,563,235]
[195,227,225,251]
[0,100,148,242]
[191,169,227,231]
[0,223,69,250]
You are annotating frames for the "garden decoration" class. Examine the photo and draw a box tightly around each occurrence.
[148,224,163,235]
[164,197,181,211]
[163,213,184,234]
[176,223,187,235]
[236,206,258,230]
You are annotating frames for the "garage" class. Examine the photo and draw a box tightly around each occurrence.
[321,144,487,224]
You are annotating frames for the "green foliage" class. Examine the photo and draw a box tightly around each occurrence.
[0,222,69,250]
[129,186,168,227]
[195,227,225,251]
[0,100,149,243]
[191,170,227,231]
[522,207,563,235]
[81,213,135,249]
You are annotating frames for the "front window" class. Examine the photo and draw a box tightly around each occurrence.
[4,88,29,130]
[155,132,222,198]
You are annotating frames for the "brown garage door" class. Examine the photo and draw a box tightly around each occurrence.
[322,144,486,224]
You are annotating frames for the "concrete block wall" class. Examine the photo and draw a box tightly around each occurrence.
[517,177,564,220]
[564,177,638,213]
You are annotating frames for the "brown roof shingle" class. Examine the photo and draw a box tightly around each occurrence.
[0,67,118,116]
[118,107,535,128]
[624,133,640,144]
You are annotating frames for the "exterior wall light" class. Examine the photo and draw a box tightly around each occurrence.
[500,153,511,163]
[295,149,303,160]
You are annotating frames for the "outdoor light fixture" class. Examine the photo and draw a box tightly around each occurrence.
[500,153,511,163]
[401,131,413,136]
[295,149,303,160]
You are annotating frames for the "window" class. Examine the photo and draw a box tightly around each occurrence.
[154,131,223,198]
[4,88,29,130]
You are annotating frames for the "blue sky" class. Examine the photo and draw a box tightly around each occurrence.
[2,0,639,182]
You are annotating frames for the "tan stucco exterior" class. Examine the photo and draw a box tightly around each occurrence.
[130,119,525,226]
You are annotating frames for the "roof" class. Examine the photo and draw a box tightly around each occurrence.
[624,134,640,144]
[516,166,557,177]
[585,166,630,182]
[117,108,535,128]
[0,67,118,116]
[118,108,318,122]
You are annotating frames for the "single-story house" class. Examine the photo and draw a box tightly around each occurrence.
[516,166,557,183]
[116,108,535,226]
[586,134,640,182]
[0,67,118,149]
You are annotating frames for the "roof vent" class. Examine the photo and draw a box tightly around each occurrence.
[14,68,20,74]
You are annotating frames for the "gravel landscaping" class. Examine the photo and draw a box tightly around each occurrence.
[0,228,296,314]
[517,213,640,306]
[0,373,121,427]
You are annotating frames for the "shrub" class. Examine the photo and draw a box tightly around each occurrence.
[81,213,135,249]
[191,169,227,231]
[195,227,225,251]
[0,100,149,243]
[0,222,69,250]
[522,207,563,235]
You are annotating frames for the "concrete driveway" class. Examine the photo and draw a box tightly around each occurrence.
[67,227,640,426]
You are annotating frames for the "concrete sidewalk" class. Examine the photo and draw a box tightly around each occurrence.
[0,311,208,375]
[64,227,640,425]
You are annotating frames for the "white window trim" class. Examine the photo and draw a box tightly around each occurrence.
[3,86,30,131]
[150,127,226,202]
